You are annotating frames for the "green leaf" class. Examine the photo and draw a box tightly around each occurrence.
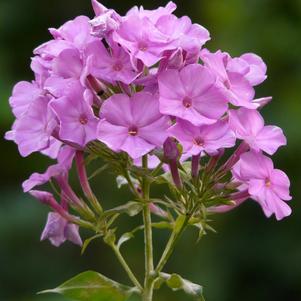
[104,202,142,218]
[39,271,137,301]
[158,273,205,301]
[152,221,173,230]
[117,232,135,249]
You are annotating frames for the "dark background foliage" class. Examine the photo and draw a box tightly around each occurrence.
[0,0,300,300]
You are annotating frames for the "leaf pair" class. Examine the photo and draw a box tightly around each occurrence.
[40,270,205,301]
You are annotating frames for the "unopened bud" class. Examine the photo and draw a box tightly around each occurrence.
[163,137,180,161]
[29,190,55,205]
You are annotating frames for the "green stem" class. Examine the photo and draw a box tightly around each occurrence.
[142,204,155,301]
[143,206,154,273]
[110,244,143,292]
[151,162,164,177]
[142,155,155,301]
[155,215,190,274]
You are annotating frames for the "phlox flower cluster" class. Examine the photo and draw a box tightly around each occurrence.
[6,0,291,247]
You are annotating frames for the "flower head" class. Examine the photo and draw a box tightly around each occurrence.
[5,0,293,256]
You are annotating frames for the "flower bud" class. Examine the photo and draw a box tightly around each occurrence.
[163,137,180,161]
[149,203,168,219]
[163,138,182,189]
[29,190,54,205]
[191,154,201,179]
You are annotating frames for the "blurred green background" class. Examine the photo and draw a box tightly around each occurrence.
[0,0,301,300]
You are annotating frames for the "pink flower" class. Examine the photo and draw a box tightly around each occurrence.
[168,119,236,156]
[51,48,85,82]
[33,16,99,94]
[155,15,210,53]
[233,151,292,220]
[34,16,97,75]
[31,56,50,86]
[40,138,62,159]
[50,84,99,147]
[87,40,138,84]
[113,15,172,67]
[9,81,44,118]
[119,2,209,67]
[158,64,228,126]
[97,92,170,159]
[201,50,257,108]
[34,39,73,62]
[126,2,177,23]
[239,53,267,86]
[225,53,267,86]
[11,96,57,157]
[49,16,97,50]
[44,77,79,99]
[6,79,62,160]
[127,1,209,54]
[229,108,286,155]
[41,212,82,247]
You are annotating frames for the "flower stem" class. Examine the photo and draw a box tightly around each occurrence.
[142,204,155,301]
[110,244,143,292]
[75,151,103,214]
[155,215,190,274]
[142,155,155,301]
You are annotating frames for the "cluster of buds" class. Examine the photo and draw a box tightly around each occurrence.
[6,0,291,248]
